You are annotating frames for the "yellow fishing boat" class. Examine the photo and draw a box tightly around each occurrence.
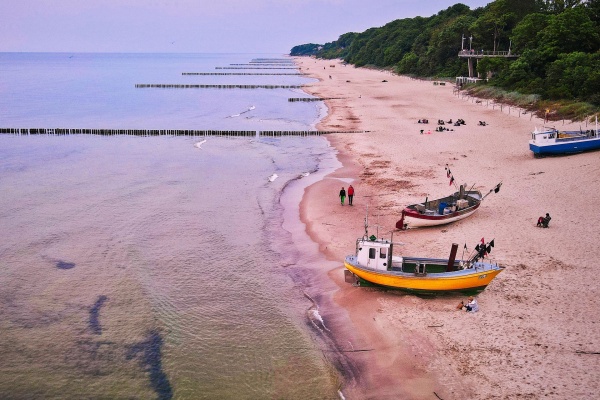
[344,221,504,294]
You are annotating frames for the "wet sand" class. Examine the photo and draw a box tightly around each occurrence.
[297,57,600,399]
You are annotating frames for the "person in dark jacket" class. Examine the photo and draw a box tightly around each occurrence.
[339,187,346,205]
[347,185,355,206]
[537,213,551,228]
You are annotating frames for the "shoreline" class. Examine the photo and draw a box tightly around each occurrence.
[295,56,600,399]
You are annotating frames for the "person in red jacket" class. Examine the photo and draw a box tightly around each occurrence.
[348,185,355,206]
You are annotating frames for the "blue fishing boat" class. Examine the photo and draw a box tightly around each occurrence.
[529,127,600,156]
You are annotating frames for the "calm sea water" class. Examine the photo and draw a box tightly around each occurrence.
[0,53,347,399]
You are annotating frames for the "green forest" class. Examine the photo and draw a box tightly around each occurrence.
[290,0,600,118]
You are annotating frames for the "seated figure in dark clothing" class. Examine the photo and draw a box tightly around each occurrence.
[537,213,551,228]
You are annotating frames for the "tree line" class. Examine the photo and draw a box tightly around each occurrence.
[290,0,600,106]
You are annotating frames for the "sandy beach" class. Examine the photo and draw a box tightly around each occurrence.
[296,57,600,399]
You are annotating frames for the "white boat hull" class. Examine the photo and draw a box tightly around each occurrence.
[403,207,479,228]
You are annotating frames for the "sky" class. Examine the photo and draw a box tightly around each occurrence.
[0,0,491,54]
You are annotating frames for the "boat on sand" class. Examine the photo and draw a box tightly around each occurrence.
[344,219,504,294]
[529,126,600,156]
[396,166,501,230]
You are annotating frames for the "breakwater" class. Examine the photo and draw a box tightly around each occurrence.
[230,64,296,66]
[182,72,306,76]
[134,84,305,89]
[0,128,367,137]
[250,59,293,62]
[288,97,346,102]
[215,67,298,70]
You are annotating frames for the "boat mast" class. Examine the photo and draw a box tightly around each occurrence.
[364,205,369,238]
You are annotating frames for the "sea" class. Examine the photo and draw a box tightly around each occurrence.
[0,53,351,399]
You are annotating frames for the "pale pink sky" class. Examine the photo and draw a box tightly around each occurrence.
[0,0,490,53]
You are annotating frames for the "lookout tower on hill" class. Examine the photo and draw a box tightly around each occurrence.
[457,35,519,79]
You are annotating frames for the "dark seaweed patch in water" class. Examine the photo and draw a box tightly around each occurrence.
[127,330,173,400]
[89,295,108,335]
[56,260,75,270]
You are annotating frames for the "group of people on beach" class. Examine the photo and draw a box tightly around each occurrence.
[418,118,468,134]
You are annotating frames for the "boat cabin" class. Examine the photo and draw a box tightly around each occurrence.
[353,236,467,275]
[355,235,393,271]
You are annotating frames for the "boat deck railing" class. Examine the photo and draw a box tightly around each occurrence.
[556,134,598,142]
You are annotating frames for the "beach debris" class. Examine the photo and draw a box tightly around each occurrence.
[228,105,255,118]
[308,307,330,332]
[299,172,310,178]
[576,350,600,355]
[194,139,207,149]
[56,260,75,270]
[268,173,278,182]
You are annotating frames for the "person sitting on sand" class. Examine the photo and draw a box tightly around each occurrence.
[465,296,479,312]
[537,213,551,228]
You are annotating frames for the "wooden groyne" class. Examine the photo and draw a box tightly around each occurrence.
[135,84,305,89]
[251,59,293,62]
[260,130,366,137]
[288,97,346,102]
[0,128,257,137]
[0,128,367,137]
[230,64,296,66]
[182,72,305,76]
[215,67,298,70]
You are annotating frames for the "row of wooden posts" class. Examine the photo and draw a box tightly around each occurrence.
[251,59,292,62]
[134,84,305,89]
[215,67,298,70]
[182,72,305,76]
[0,128,366,137]
[288,97,345,102]
[229,64,295,66]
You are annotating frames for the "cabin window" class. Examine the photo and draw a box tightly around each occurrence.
[369,248,376,259]
[380,248,387,259]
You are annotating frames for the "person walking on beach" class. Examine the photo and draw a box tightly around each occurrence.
[348,185,355,206]
[339,187,346,206]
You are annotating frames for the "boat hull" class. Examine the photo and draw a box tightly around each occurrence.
[344,260,503,294]
[396,191,482,230]
[529,137,600,155]
[400,204,479,228]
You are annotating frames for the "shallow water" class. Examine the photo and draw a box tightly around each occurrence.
[0,134,344,399]
[0,51,348,399]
